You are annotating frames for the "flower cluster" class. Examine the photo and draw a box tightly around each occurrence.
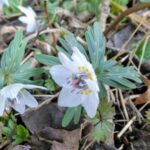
[0,47,99,118]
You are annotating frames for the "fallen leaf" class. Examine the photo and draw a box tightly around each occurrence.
[34,40,51,54]
[22,103,65,133]
[6,145,31,150]
[51,141,68,150]
[38,127,80,150]
[30,135,51,150]
[134,75,150,105]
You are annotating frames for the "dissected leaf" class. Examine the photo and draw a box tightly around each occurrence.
[92,120,113,141]
[88,100,115,142]
[85,22,106,69]
[1,30,27,72]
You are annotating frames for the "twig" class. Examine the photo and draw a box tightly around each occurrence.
[33,94,55,98]
[38,136,53,144]
[36,92,59,109]
[116,89,126,122]
[119,90,132,131]
[121,20,144,50]
[117,116,136,138]
[0,140,11,149]
[104,3,150,36]
[84,140,95,150]
[99,0,111,31]
[117,100,150,138]
[128,98,143,123]
[21,52,34,64]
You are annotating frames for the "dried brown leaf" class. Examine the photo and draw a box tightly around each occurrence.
[39,127,80,150]
[134,75,150,105]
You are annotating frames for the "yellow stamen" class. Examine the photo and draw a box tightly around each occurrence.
[80,89,92,95]
[77,66,93,80]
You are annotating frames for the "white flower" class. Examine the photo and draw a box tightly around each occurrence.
[0,83,47,116]
[18,6,38,33]
[50,47,99,118]
[0,0,9,9]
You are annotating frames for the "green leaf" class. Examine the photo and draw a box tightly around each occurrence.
[47,1,59,22]
[140,0,150,2]
[58,31,88,59]
[16,125,29,139]
[8,119,15,129]
[85,22,106,69]
[2,127,12,136]
[36,54,60,66]
[12,137,23,145]
[92,120,113,141]
[73,106,82,124]
[88,100,115,142]
[3,0,23,16]
[87,0,101,18]
[62,108,75,127]
[0,69,4,87]
[136,42,150,63]
[113,0,128,5]
[45,78,58,91]
[76,1,88,12]
[99,100,115,120]
[63,1,75,10]
[13,68,44,79]
[1,30,26,72]
[98,61,142,90]
[62,106,82,127]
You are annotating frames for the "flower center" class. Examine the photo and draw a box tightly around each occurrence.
[67,66,93,95]
[78,66,93,80]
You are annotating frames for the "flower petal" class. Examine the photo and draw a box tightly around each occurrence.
[58,87,83,107]
[18,16,28,24]
[0,83,47,100]
[12,100,26,114]
[21,84,47,90]
[82,92,99,118]
[58,52,77,72]
[18,90,38,107]
[0,96,6,116]
[50,65,71,87]
[0,84,24,99]
[4,0,9,6]
[71,47,87,65]
[18,6,36,17]
[85,79,99,93]
[26,20,38,33]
